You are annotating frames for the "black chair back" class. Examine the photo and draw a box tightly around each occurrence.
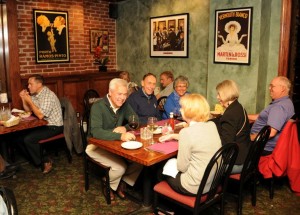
[157,96,167,117]
[194,143,238,213]
[240,125,271,181]
[83,89,100,118]
[0,186,18,215]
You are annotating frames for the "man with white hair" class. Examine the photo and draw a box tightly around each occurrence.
[249,76,295,154]
[86,78,143,201]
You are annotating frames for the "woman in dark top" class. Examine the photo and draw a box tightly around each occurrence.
[212,80,251,173]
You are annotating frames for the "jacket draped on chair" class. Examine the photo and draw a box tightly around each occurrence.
[60,98,83,154]
[258,119,300,194]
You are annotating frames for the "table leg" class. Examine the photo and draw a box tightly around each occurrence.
[126,167,153,214]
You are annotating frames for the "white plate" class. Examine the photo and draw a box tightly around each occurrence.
[121,141,143,150]
[153,127,162,134]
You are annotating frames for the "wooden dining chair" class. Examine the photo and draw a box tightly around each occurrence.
[38,106,72,171]
[80,112,111,204]
[228,125,271,215]
[153,143,239,215]
[83,89,100,118]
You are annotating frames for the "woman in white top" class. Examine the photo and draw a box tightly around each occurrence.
[159,94,222,195]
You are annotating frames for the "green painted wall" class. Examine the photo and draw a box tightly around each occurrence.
[116,0,281,113]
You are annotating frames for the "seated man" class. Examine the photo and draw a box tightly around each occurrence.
[156,71,174,99]
[249,76,295,154]
[19,74,63,174]
[86,78,143,200]
[127,73,161,125]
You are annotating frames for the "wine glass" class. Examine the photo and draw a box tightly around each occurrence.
[128,115,139,131]
[147,117,158,144]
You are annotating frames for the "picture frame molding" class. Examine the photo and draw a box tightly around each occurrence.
[214,7,253,65]
[150,13,189,58]
[90,29,109,53]
[33,9,70,64]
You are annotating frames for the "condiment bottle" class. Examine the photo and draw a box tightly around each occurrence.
[169,112,175,131]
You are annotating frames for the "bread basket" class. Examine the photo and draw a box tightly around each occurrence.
[3,116,21,127]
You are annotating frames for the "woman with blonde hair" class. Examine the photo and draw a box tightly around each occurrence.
[212,79,251,173]
[159,94,221,195]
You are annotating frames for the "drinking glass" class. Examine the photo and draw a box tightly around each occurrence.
[173,109,181,119]
[128,115,139,131]
[147,117,158,144]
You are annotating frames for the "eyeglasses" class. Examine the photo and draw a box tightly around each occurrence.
[269,84,283,89]
[175,85,187,89]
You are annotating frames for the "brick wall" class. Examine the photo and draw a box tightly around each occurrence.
[17,0,116,77]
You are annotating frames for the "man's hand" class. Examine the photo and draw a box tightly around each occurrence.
[19,89,29,98]
[121,132,136,142]
[113,126,127,134]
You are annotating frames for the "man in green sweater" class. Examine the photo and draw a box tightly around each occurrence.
[86,78,143,201]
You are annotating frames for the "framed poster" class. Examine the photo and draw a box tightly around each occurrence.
[150,13,189,58]
[214,7,252,65]
[33,9,69,63]
[90,30,109,53]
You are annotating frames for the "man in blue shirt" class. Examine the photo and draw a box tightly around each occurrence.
[249,76,295,154]
[127,73,160,125]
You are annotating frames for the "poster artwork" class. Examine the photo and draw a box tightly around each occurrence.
[214,8,252,64]
[34,10,69,63]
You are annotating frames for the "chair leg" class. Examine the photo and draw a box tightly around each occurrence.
[220,196,225,215]
[104,170,111,204]
[270,176,274,199]
[237,183,243,215]
[84,157,89,191]
[251,175,257,206]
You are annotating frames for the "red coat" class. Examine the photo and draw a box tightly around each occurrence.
[258,120,300,193]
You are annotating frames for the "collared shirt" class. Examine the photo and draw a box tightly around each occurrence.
[251,96,294,151]
[106,94,119,114]
[31,86,63,126]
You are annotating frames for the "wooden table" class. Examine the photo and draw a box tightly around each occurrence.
[0,117,48,135]
[0,117,48,160]
[89,129,179,213]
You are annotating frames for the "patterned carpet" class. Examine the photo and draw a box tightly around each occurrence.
[1,149,300,215]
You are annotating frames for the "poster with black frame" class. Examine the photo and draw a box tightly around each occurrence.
[214,7,252,65]
[33,9,69,63]
[150,13,189,58]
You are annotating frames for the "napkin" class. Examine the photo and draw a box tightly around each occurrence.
[11,108,25,113]
[162,158,179,178]
[146,140,178,154]
[6,115,17,122]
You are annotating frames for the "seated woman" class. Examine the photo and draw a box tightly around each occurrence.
[162,75,189,119]
[211,80,251,173]
[159,94,222,195]
[119,71,139,96]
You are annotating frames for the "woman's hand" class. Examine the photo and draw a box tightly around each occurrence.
[159,133,179,142]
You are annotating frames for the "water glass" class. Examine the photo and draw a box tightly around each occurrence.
[0,107,11,121]
[140,127,152,140]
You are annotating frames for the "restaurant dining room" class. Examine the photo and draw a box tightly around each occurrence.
[1,0,300,214]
